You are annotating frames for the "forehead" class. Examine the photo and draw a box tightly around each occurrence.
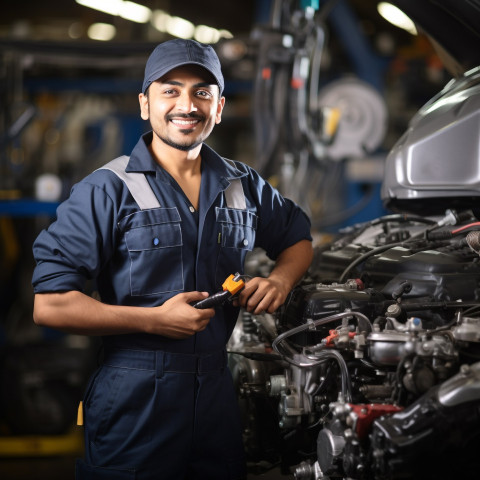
[159,64,217,87]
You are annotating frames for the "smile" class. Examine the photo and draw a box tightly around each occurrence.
[171,119,200,126]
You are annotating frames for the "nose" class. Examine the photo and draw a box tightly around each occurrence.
[176,92,197,113]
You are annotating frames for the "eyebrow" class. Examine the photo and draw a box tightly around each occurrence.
[160,80,216,89]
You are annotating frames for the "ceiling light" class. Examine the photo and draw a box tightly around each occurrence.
[151,10,170,32]
[166,16,195,39]
[151,9,232,44]
[377,2,417,35]
[88,22,117,41]
[119,1,151,23]
[68,22,84,39]
[194,25,221,44]
[219,30,233,39]
[76,0,152,23]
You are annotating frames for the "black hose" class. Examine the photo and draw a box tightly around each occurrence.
[338,241,404,283]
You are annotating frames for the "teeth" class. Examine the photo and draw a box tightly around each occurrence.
[172,119,198,125]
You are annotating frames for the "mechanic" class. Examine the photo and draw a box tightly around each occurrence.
[32,39,313,480]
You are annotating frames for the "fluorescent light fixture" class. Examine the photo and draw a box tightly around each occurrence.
[151,10,170,32]
[152,9,231,44]
[377,2,417,35]
[166,16,195,39]
[119,1,151,23]
[194,27,232,44]
[68,22,84,39]
[194,25,221,44]
[88,22,117,41]
[76,0,151,23]
[77,1,232,43]
[219,29,234,39]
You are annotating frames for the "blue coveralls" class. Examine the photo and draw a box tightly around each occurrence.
[32,132,312,479]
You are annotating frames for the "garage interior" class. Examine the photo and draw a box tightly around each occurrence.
[1,1,480,479]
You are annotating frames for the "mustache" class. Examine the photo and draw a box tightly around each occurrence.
[166,113,205,121]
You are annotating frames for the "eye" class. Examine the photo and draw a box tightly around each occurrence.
[195,90,213,98]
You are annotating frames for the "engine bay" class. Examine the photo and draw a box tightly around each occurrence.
[227,54,480,479]
[229,209,480,479]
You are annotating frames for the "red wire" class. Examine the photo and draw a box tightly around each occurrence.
[451,222,480,234]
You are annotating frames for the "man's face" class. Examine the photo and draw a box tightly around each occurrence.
[139,65,225,152]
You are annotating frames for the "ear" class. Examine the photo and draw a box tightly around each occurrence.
[215,96,225,125]
[139,93,149,120]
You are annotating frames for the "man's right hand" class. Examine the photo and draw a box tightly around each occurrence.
[148,291,215,339]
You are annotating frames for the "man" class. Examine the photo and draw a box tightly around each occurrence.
[32,39,313,480]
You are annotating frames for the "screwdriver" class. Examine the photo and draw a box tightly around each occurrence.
[193,273,246,309]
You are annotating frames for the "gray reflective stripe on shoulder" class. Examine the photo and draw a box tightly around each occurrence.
[223,158,246,210]
[224,178,246,210]
[99,155,161,210]
[99,155,245,210]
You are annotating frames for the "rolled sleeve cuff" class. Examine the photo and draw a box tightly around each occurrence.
[32,262,86,293]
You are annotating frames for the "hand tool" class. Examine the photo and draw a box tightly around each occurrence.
[193,273,246,309]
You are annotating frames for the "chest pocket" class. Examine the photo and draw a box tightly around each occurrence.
[214,207,257,288]
[216,208,257,251]
[120,208,184,296]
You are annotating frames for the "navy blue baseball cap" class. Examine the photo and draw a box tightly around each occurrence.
[142,39,224,95]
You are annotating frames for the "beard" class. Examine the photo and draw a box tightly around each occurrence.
[154,113,210,152]
[158,134,202,151]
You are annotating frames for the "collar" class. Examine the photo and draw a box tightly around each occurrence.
[125,131,247,183]
[125,131,157,174]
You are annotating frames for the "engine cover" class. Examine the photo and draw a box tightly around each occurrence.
[316,239,479,292]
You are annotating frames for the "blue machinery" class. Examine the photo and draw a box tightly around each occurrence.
[252,0,389,230]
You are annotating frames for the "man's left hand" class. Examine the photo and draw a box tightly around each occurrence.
[236,276,289,315]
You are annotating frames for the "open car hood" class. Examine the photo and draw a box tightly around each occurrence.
[391,0,480,75]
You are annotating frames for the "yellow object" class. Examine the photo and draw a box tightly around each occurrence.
[77,401,84,426]
[324,106,341,138]
[222,274,245,296]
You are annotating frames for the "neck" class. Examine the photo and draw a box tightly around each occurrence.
[150,134,202,179]
[149,135,203,210]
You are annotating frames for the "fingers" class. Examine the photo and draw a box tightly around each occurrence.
[249,290,282,315]
[238,278,286,315]
[153,291,215,339]
[182,290,210,303]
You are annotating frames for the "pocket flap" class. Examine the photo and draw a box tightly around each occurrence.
[118,207,181,232]
[125,224,182,251]
[215,207,257,229]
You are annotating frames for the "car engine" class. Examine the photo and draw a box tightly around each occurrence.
[228,65,480,479]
